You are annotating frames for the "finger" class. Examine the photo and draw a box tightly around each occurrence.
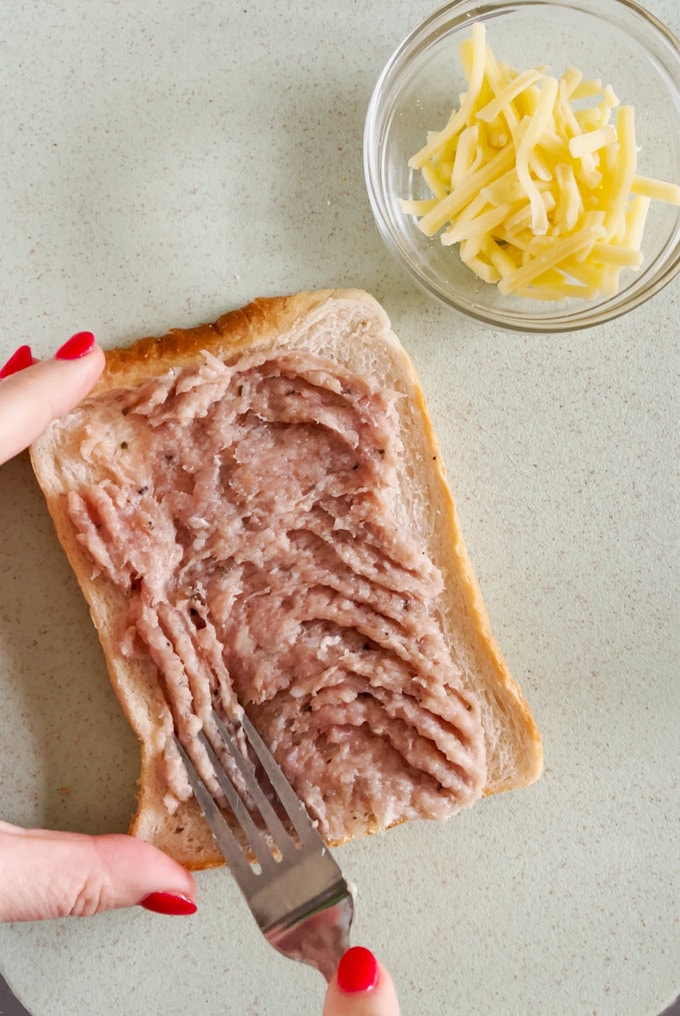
[323,948,400,1016]
[0,332,105,464]
[0,821,197,922]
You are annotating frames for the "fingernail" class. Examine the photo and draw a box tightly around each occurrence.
[0,344,33,379]
[54,331,96,361]
[337,946,379,994]
[138,891,197,916]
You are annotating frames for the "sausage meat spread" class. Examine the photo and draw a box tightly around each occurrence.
[66,349,487,842]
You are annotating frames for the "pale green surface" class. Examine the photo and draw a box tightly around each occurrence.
[0,2,678,1014]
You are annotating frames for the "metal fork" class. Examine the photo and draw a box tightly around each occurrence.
[174,709,354,982]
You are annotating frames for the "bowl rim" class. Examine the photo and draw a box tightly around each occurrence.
[363,0,680,332]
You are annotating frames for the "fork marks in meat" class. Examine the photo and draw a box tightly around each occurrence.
[65,350,487,841]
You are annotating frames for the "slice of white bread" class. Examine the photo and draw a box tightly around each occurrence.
[30,289,542,868]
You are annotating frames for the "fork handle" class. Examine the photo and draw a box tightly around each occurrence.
[266,892,353,982]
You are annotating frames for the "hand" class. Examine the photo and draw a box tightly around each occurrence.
[323,948,400,1016]
[0,334,106,461]
[0,333,198,921]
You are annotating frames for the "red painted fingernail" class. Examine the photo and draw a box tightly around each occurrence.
[0,344,33,379]
[138,891,197,916]
[54,331,96,360]
[337,946,379,994]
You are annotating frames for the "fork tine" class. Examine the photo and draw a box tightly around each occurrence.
[236,711,322,847]
[178,708,320,868]
[173,736,258,892]
[197,729,282,868]
[209,711,299,854]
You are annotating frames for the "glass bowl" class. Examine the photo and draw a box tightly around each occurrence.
[363,0,680,332]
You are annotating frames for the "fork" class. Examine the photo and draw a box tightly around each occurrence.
[174,709,354,982]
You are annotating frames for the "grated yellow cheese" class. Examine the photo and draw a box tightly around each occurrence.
[631,175,680,204]
[568,125,616,159]
[400,23,680,302]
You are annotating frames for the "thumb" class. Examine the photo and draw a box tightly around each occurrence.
[0,821,197,922]
[323,948,400,1016]
[0,332,105,464]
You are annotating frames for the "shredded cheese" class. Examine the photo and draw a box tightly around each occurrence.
[401,23,680,301]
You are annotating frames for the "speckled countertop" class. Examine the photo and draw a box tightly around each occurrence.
[0,2,678,1014]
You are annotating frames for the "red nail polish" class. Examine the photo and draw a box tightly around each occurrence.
[138,891,197,916]
[337,946,379,994]
[54,331,96,361]
[0,344,33,379]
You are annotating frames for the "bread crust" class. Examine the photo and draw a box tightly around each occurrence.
[31,288,542,868]
[96,292,355,392]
